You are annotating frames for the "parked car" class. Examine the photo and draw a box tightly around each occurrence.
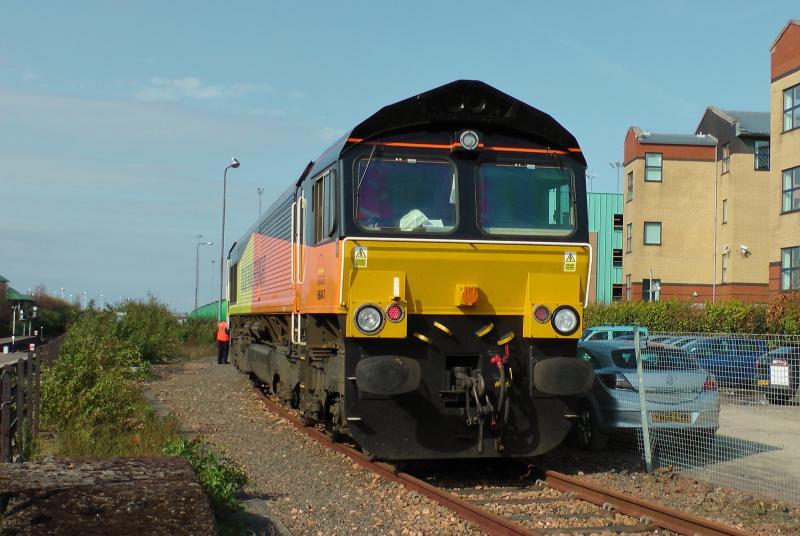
[647,335,675,344]
[669,336,700,348]
[573,341,719,451]
[580,325,649,342]
[682,337,768,386]
[755,346,800,404]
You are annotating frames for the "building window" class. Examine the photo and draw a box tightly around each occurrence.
[613,213,623,230]
[784,83,800,132]
[722,199,728,224]
[612,248,623,267]
[642,278,661,302]
[782,246,800,291]
[721,254,728,284]
[612,284,623,302]
[783,166,800,213]
[755,140,770,170]
[626,223,632,253]
[645,153,662,182]
[625,274,632,301]
[643,222,662,245]
[721,143,730,174]
[626,171,633,201]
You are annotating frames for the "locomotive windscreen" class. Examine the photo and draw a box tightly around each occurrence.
[355,157,457,233]
[478,163,575,236]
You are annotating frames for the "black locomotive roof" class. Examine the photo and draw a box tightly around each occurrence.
[302,79,585,181]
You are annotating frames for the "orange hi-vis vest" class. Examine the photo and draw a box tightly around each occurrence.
[216,321,230,343]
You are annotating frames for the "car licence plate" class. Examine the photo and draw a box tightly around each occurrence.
[650,411,691,423]
[758,379,769,386]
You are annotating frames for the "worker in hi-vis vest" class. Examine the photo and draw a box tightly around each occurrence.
[216,320,230,365]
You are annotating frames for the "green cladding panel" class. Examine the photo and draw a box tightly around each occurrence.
[188,300,227,320]
[587,193,623,304]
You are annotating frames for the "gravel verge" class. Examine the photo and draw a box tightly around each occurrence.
[147,358,799,535]
[147,359,484,536]
[534,445,800,535]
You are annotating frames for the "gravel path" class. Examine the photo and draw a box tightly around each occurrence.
[147,358,800,536]
[147,359,484,536]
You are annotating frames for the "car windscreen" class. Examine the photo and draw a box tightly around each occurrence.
[355,157,456,233]
[612,348,699,370]
[477,163,575,236]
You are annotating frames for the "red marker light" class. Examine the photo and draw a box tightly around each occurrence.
[703,376,717,391]
[533,305,550,323]
[386,303,404,322]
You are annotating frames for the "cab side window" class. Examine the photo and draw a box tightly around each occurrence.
[312,170,337,243]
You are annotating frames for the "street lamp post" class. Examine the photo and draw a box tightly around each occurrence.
[210,259,216,305]
[586,172,597,193]
[609,161,623,194]
[219,158,240,322]
[195,235,214,311]
[257,187,264,216]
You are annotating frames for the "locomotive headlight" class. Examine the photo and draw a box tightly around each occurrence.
[458,130,480,150]
[551,306,579,335]
[355,304,384,334]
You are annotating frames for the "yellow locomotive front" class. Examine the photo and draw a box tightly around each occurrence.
[337,133,593,458]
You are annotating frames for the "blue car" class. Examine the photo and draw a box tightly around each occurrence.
[573,340,719,451]
[682,337,768,386]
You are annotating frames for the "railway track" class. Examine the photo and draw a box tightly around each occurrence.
[252,383,752,536]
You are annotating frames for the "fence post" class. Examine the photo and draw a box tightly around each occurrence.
[1,368,10,462]
[32,352,40,436]
[16,357,25,460]
[634,327,654,473]
[23,353,32,453]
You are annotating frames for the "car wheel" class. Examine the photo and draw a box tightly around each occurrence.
[575,404,608,452]
[688,427,717,447]
[768,390,795,405]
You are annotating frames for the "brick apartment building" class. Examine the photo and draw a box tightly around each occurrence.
[621,19,799,303]
[769,20,800,295]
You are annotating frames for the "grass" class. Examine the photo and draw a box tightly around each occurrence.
[180,340,217,360]
[34,399,181,458]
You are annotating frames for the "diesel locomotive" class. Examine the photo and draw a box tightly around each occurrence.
[227,80,594,459]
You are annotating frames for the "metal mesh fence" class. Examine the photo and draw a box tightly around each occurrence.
[576,331,800,503]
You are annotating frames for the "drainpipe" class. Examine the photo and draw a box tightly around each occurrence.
[712,140,718,303]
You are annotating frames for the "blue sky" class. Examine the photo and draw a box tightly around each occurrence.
[0,2,795,311]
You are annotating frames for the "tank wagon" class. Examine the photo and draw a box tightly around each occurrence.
[228,80,594,459]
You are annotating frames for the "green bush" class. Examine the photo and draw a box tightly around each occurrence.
[585,297,799,334]
[766,293,800,334]
[115,296,182,362]
[163,438,248,512]
[180,318,216,345]
[41,312,144,430]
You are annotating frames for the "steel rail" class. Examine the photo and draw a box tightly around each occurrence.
[252,386,540,536]
[252,384,753,536]
[543,471,753,536]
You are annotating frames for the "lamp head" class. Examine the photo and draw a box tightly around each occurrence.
[229,158,240,169]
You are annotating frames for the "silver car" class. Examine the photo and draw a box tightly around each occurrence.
[572,341,720,451]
